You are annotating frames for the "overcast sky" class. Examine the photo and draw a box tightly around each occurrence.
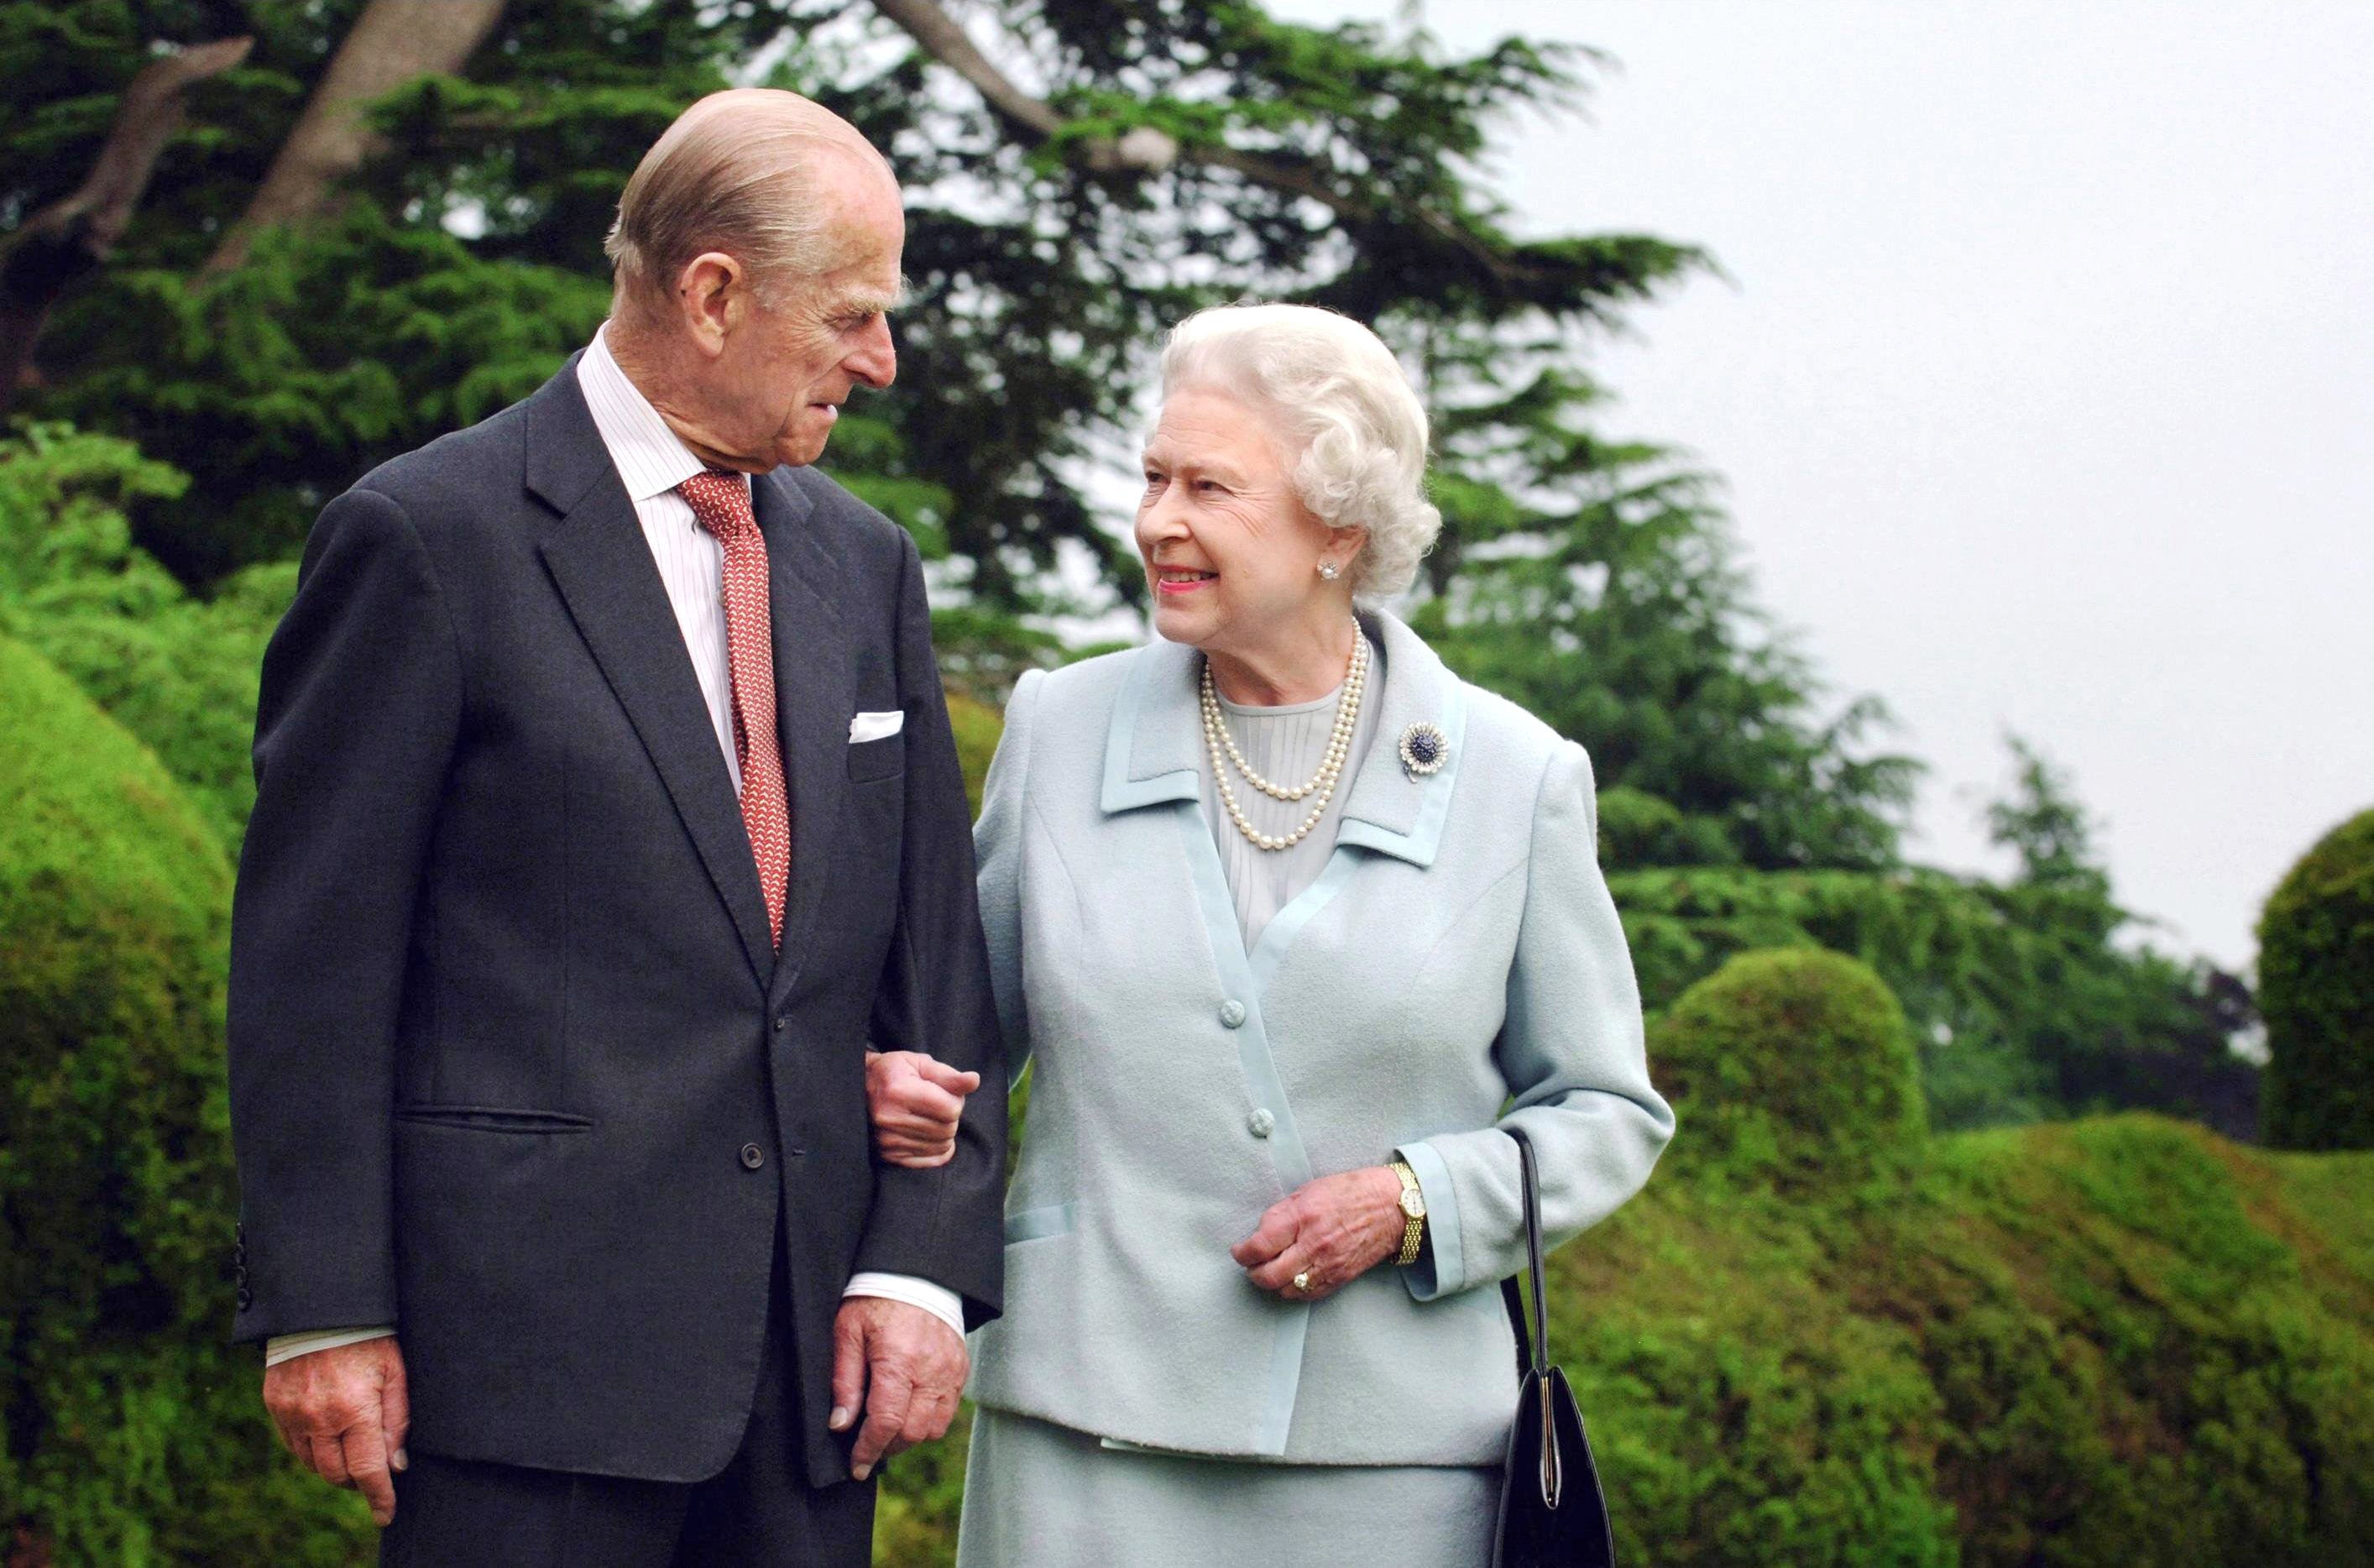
[1260,0,2374,969]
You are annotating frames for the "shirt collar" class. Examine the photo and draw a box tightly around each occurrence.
[576,321,733,506]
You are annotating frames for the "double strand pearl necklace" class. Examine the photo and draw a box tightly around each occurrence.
[1200,630,1370,852]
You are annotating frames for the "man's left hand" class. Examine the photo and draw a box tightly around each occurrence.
[828,1295,969,1480]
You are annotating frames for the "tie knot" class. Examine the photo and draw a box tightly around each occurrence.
[677,468,755,541]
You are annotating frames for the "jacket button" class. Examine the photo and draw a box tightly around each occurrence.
[1247,1108,1275,1139]
[236,1287,254,1311]
[1219,1000,1247,1029]
[740,1142,766,1170]
[773,1018,787,1032]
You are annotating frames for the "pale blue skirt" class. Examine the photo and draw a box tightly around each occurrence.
[954,1407,1501,1568]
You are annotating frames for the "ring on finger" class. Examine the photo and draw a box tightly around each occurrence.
[1292,1268,1315,1293]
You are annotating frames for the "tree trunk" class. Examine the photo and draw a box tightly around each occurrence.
[201,0,507,275]
[0,37,251,411]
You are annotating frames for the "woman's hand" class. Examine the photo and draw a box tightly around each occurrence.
[1231,1167,1406,1302]
[864,1050,980,1168]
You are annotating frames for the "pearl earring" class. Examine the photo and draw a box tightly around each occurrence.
[1317,560,1341,581]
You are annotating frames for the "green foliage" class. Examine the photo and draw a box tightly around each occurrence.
[1595,784,1739,870]
[0,636,369,1563]
[1610,737,2258,1137]
[2258,808,2374,1150]
[1653,949,1927,1195]
[945,693,1004,818]
[0,421,290,851]
[1555,1113,2374,1568]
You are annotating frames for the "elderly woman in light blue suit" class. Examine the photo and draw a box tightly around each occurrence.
[865,303,1675,1565]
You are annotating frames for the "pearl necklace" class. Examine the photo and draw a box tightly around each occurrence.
[1200,631,1369,852]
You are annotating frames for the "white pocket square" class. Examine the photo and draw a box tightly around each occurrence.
[849,710,905,744]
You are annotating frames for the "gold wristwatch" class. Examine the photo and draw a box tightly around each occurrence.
[1388,1158,1427,1267]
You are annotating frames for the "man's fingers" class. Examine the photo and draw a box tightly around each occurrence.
[877,1105,962,1139]
[380,1356,411,1471]
[881,1142,956,1170]
[306,1428,354,1487]
[918,1058,981,1095]
[905,1385,959,1446]
[829,1309,868,1433]
[851,1372,912,1478]
[341,1425,398,1525]
[889,1082,966,1123]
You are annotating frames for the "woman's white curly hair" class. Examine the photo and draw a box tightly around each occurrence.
[1158,303,1441,604]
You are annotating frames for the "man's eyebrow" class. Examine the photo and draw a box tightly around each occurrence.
[842,275,912,316]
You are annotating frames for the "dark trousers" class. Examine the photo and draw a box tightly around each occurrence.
[381,1231,874,1567]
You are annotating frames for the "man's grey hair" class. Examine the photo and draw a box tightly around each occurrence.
[1158,303,1442,604]
[604,90,882,318]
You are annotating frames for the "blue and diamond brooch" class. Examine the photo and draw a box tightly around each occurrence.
[1397,721,1449,778]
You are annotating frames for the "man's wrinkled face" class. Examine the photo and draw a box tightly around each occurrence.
[709,153,905,470]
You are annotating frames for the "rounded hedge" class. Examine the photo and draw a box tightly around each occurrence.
[2258,808,2374,1151]
[0,637,366,1561]
[1651,947,1927,1193]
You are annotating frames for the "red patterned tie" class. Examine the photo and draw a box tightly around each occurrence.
[677,469,790,948]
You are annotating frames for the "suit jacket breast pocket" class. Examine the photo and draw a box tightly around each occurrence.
[847,732,906,782]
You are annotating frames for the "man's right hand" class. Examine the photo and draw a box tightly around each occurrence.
[865,1050,980,1168]
[263,1335,410,1526]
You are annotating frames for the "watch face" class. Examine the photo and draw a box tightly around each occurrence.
[1400,1189,1426,1219]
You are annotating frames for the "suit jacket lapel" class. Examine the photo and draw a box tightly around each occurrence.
[525,361,776,988]
[753,468,852,1000]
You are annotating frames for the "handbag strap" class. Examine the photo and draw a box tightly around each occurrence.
[1498,1126,1550,1377]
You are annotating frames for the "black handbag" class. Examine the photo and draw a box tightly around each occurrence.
[1493,1126,1618,1567]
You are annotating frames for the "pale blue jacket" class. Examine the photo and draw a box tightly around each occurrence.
[965,610,1675,1466]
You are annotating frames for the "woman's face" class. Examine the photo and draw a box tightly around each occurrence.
[1135,387,1346,656]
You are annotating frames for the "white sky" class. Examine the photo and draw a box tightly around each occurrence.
[1260,0,2374,970]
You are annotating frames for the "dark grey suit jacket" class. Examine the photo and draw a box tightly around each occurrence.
[226,355,1006,1485]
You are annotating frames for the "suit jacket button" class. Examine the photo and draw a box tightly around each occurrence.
[773,1018,787,1032]
[1247,1108,1275,1139]
[1219,1000,1247,1029]
[236,1288,254,1311]
[740,1142,766,1170]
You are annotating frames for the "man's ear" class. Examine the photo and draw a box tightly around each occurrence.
[675,251,748,357]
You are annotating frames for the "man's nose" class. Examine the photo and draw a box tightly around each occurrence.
[847,317,896,389]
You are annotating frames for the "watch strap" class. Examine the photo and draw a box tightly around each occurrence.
[1388,1158,1425,1267]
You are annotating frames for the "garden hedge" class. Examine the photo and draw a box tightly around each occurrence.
[2259,808,2374,1150]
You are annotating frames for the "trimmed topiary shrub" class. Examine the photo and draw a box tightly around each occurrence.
[2259,808,2374,1151]
[0,637,369,1563]
[1652,947,1927,1194]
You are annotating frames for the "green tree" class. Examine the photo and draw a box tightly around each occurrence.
[2259,808,2374,1151]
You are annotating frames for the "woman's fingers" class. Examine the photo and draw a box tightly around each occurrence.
[1231,1201,1299,1267]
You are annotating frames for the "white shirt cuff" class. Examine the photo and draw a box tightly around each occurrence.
[264,1325,396,1367]
[843,1273,967,1340]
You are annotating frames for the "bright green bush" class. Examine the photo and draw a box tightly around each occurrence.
[1652,948,1927,1194]
[2258,808,2374,1150]
[0,637,369,1564]
[0,423,292,853]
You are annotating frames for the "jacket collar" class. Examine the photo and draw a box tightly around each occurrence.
[1098,609,1467,867]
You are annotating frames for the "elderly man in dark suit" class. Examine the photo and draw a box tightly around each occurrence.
[227,88,1004,1564]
